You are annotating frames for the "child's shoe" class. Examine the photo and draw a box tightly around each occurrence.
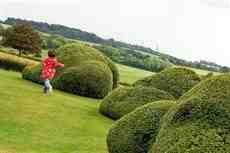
[43,86,49,94]
[49,86,53,93]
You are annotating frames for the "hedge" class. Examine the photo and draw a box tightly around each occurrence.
[99,86,175,119]
[53,60,113,98]
[151,74,230,153]
[134,67,201,99]
[107,101,176,153]
[23,43,119,98]
[0,52,38,72]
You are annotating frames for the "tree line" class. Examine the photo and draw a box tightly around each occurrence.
[1,17,230,72]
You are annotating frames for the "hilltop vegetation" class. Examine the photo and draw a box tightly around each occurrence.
[3,17,230,73]
[94,45,172,72]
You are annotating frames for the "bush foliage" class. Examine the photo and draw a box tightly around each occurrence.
[107,101,176,153]
[151,74,230,153]
[23,43,119,98]
[0,52,38,72]
[22,64,43,84]
[53,60,113,98]
[99,86,175,119]
[134,67,201,99]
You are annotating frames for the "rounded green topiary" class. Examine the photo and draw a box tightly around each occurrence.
[22,64,43,84]
[22,43,119,98]
[53,60,113,98]
[150,74,230,153]
[134,67,201,99]
[107,101,176,153]
[99,86,175,119]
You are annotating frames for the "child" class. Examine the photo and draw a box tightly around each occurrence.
[41,50,64,94]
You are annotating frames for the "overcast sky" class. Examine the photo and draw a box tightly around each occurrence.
[1,0,230,66]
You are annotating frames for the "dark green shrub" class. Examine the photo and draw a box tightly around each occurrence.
[150,74,230,153]
[107,101,176,153]
[53,60,113,98]
[0,52,38,72]
[134,67,201,99]
[105,57,119,88]
[22,64,43,84]
[99,86,175,119]
[55,43,119,90]
[34,52,42,58]
[23,43,119,98]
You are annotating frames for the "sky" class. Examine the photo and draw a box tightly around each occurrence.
[1,0,230,66]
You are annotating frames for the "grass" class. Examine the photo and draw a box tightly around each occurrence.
[116,63,154,84]
[189,67,220,75]
[0,23,11,29]
[0,69,113,153]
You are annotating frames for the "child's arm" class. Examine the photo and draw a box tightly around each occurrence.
[55,60,64,68]
[42,59,46,68]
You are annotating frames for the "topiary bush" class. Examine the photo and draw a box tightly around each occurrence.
[0,52,38,72]
[22,64,45,84]
[134,67,201,99]
[150,74,230,153]
[53,60,113,98]
[22,43,119,98]
[107,101,176,153]
[99,86,175,119]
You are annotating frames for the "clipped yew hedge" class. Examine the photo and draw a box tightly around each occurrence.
[107,101,176,153]
[22,43,119,98]
[99,86,175,119]
[134,67,201,99]
[0,52,38,72]
[151,74,230,153]
[53,60,113,98]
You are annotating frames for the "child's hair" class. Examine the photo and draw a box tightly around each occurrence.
[48,50,56,58]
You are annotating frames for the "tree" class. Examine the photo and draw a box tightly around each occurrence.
[46,35,67,49]
[0,25,4,44]
[2,22,42,55]
[220,66,230,73]
[0,24,4,36]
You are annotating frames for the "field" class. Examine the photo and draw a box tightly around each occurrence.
[0,23,11,29]
[0,69,113,153]
[116,63,154,84]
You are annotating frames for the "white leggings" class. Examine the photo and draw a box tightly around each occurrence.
[44,79,53,91]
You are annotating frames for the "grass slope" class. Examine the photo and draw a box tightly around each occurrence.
[0,69,113,153]
[117,64,154,84]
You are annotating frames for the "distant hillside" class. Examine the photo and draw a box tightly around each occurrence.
[3,17,230,72]
[4,18,157,52]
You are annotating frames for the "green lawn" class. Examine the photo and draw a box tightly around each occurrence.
[116,64,154,84]
[0,23,11,29]
[0,69,113,153]
[189,67,220,75]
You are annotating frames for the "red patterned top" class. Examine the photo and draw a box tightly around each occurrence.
[41,57,64,80]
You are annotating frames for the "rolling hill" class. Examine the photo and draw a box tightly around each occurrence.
[2,17,230,73]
